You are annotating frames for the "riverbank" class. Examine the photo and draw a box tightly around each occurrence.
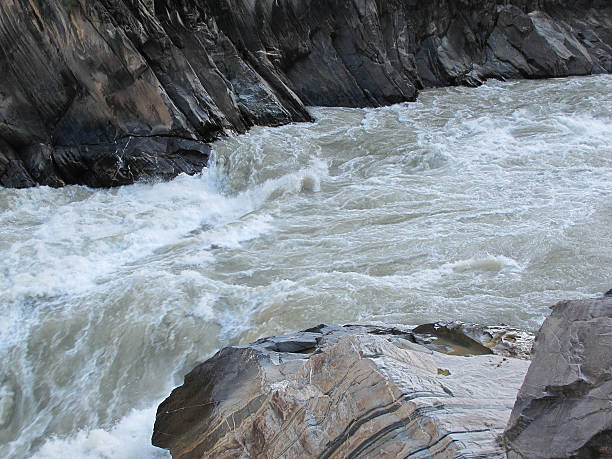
[1,0,611,187]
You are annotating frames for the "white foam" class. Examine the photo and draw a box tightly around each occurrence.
[0,379,16,429]
[2,171,229,300]
[447,255,523,274]
[1,155,330,302]
[192,293,217,321]
[361,109,381,130]
[305,254,523,291]
[33,406,168,459]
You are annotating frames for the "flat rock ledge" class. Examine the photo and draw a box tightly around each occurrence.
[152,321,534,458]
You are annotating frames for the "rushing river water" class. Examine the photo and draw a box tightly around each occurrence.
[1,76,611,457]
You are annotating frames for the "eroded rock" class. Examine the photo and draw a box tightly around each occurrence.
[413,321,534,360]
[0,0,310,188]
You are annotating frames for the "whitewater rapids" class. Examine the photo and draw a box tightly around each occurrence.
[0,75,610,457]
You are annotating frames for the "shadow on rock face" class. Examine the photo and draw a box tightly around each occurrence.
[412,323,495,356]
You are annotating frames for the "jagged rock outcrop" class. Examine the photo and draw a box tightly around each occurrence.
[152,323,532,458]
[1,0,611,187]
[0,0,312,188]
[504,296,612,458]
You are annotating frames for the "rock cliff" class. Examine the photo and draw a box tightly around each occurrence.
[1,0,611,187]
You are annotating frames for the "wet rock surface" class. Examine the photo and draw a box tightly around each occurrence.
[1,0,611,187]
[413,321,534,360]
[504,296,612,458]
[152,323,532,458]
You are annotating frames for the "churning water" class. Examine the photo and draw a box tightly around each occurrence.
[1,76,611,457]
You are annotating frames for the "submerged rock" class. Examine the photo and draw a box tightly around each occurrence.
[1,0,611,187]
[504,296,612,458]
[152,323,531,458]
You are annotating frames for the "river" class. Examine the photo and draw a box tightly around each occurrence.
[1,75,611,457]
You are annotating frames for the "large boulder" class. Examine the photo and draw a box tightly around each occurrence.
[504,296,612,458]
[152,324,531,458]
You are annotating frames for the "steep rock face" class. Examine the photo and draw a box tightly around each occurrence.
[0,0,312,188]
[1,0,611,188]
[152,323,532,458]
[209,0,612,105]
[504,296,612,458]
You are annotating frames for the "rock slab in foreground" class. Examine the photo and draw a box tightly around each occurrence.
[504,296,612,458]
[152,324,530,458]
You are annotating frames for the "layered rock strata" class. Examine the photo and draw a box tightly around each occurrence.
[1,0,612,187]
[504,296,612,458]
[152,323,533,458]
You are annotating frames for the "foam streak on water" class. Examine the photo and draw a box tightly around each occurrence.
[0,76,611,457]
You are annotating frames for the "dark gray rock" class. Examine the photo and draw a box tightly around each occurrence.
[51,137,211,188]
[504,296,612,458]
[0,0,311,188]
[489,6,594,78]
[0,138,36,188]
[1,0,611,187]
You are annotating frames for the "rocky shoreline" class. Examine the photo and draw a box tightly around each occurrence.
[152,295,611,458]
[1,0,612,188]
